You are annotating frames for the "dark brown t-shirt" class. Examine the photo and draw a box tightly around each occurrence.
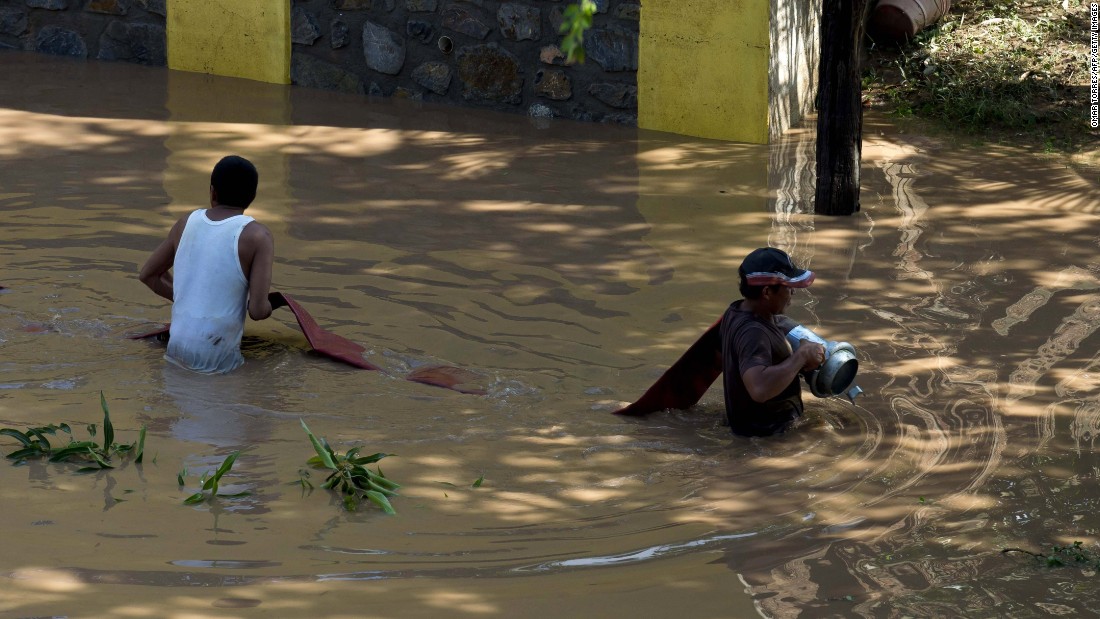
[720,300,803,436]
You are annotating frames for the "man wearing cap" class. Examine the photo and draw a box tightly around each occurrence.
[720,247,825,436]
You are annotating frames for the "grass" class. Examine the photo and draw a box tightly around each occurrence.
[862,0,1097,153]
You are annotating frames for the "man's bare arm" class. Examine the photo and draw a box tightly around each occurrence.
[138,216,186,302]
[243,223,275,320]
[742,342,825,403]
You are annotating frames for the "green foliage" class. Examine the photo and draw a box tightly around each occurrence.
[0,391,146,472]
[1046,542,1098,568]
[0,424,69,461]
[559,0,597,64]
[300,419,400,514]
[182,451,249,505]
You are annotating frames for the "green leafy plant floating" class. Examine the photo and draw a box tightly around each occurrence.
[300,419,399,514]
[182,451,250,505]
[0,391,145,472]
[1002,541,1100,569]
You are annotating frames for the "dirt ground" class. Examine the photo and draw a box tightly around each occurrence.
[862,0,1098,161]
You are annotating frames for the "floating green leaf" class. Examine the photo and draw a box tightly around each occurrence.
[302,419,338,470]
[0,428,33,448]
[48,441,98,463]
[134,426,146,464]
[25,428,52,451]
[181,451,244,505]
[7,447,45,461]
[87,449,113,470]
[295,469,314,490]
[365,490,396,515]
[100,391,114,450]
[352,452,391,465]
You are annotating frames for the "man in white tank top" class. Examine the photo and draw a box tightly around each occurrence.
[139,156,276,373]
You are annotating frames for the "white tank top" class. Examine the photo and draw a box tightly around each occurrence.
[166,209,255,374]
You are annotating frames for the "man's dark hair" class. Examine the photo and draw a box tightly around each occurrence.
[210,155,258,208]
[740,279,766,299]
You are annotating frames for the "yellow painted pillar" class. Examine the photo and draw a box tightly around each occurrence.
[638,0,771,144]
[167,0,291,85]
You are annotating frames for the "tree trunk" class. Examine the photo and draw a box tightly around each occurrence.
[815,0,870,216]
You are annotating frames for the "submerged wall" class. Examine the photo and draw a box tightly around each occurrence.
[0,0,818,144]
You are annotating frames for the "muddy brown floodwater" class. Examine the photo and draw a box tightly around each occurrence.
[1,50,1100,618]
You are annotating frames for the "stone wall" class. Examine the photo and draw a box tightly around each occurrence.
[289,0,639,124]
[0,0,166,65]
[0,0,639,126]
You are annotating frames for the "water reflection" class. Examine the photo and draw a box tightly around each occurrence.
[2,50,1100,617]
[162,364,271,448]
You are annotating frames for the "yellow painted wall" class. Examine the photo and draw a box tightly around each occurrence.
[638,0,771,144]
[167,0,291,85]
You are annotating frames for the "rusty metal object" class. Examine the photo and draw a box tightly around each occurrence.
[869,0,952,42]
